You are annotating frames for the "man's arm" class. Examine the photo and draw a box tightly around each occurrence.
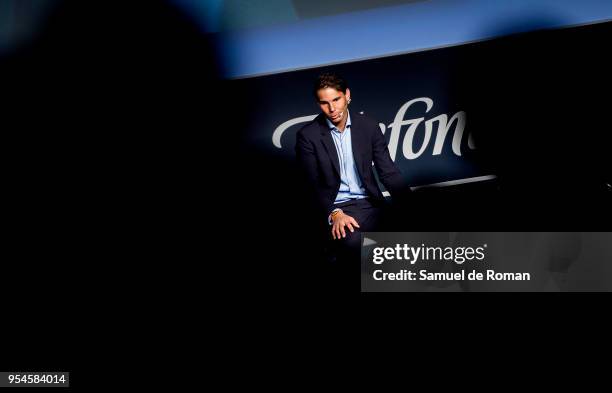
[295,128,365,238]
[371,125,409,198]
[295,130,333,221]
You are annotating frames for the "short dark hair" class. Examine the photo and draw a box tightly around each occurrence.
[313,72,348,99]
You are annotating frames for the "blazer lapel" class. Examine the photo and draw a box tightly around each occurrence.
[349,116,366,180]
[320,128,341,178]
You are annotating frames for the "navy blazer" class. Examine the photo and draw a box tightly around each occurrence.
[295,112,408,221]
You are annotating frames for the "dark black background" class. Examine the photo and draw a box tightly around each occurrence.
[0,0,610,386]
[1,0,223,387]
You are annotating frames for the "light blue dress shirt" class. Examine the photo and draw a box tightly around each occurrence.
[326,111,368,204]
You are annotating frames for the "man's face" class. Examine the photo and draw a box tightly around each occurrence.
[317,87,351,126]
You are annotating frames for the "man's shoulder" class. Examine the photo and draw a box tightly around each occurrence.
[351,112,380,131]
[296,113,326,140]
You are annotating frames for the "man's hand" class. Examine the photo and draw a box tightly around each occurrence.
[331,212,360,240]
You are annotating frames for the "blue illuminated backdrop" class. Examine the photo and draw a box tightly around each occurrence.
[174,0,612,79]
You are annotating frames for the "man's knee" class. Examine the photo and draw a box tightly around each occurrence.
[335,229,363,250]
